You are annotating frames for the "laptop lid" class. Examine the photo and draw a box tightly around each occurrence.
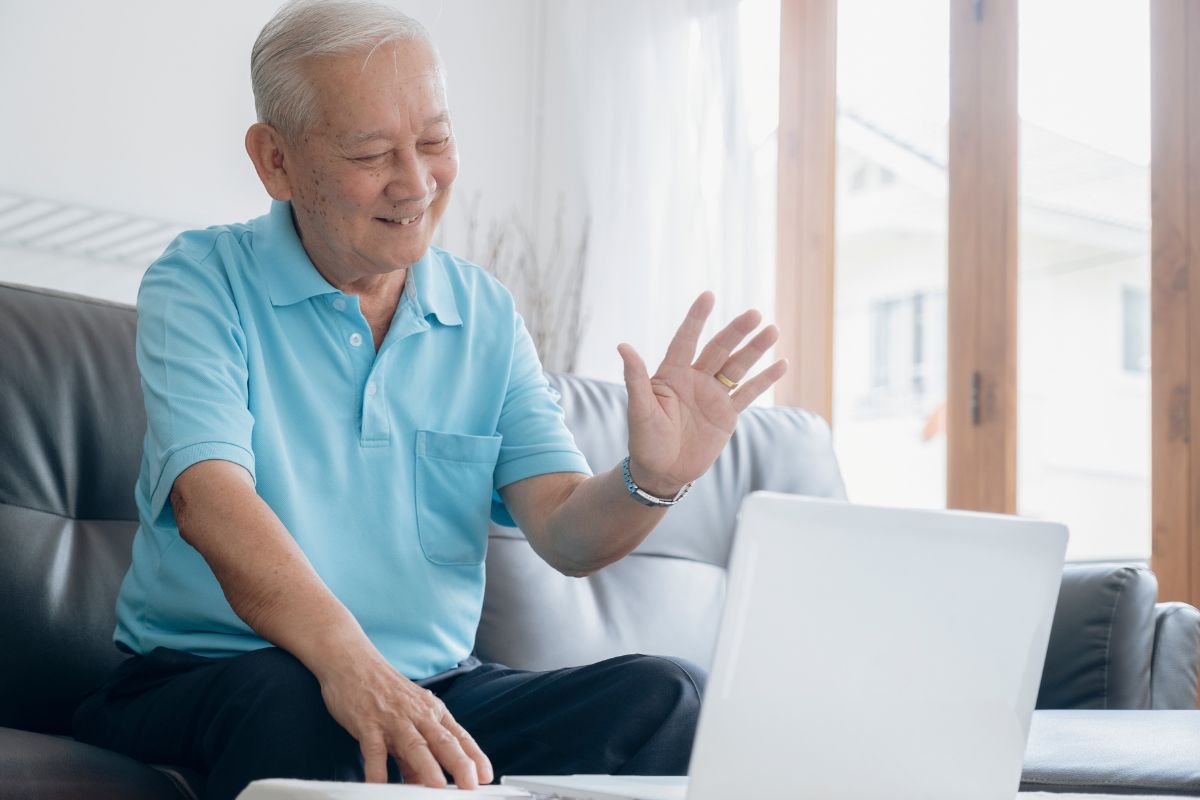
[686,492,1067,800]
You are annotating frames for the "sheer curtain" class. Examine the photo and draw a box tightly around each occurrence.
[542,0,779,384]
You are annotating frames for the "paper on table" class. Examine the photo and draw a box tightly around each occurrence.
[237,779,534,800]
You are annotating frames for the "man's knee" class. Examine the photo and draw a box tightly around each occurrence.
[658,656,708,702]
[604,655,706,775]
[613,654,706,718]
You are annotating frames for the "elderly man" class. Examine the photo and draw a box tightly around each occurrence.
[72,1,786,798]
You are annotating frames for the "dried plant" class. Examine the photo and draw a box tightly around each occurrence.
[444,193,590,373]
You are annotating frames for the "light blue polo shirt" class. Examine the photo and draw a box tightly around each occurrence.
[114,200,591,679]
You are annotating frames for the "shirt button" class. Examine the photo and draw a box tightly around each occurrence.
[348,332,363,347]
[366,382,378,397]
[332,297,347,311]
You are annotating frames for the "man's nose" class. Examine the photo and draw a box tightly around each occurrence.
[384,148,432,202]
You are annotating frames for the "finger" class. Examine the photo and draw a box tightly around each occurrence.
[731,359,789,412]
[617,343,656,422]
[662,292,716,367]
[398,759,421,785]
[414,711,478,789]
[717,324,780,384]
[390,723,447,788]
[360,732,390,785]
[443,716,494,785]
[692,308,762,374]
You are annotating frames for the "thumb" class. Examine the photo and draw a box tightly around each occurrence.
[617,343,656,420]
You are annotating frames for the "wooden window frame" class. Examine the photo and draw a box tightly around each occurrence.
[1150,0,1200,605]
[778,2,1196,600]
[945,0,1019,514]
[774,0,836,423]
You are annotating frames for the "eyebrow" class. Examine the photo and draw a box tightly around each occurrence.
[341,113,451,147]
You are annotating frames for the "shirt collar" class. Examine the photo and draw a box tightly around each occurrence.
[409,248,463,327]
[257,200,338,307]
[256,200,461,327]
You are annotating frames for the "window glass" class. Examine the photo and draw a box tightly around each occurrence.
[1017,0,1150,561]
[834,0,949,509]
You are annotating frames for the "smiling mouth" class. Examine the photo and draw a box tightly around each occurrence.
[377,212,424,227]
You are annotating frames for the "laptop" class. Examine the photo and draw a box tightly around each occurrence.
[503,492,1068,800]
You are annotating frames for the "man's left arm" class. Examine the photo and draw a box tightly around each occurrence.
[501,292,787,576]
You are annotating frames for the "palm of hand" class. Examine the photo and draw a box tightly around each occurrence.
[618,292,788,494]
[630,366,740,486]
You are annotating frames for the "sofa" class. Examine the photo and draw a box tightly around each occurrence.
[2,280,1200,799]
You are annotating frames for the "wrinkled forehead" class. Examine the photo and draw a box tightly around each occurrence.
[302,38,449,135]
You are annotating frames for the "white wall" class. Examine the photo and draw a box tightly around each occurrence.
[0,0,549,297]
[2,1,777,385]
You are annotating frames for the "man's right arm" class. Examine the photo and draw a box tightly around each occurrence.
[170,459,493,788]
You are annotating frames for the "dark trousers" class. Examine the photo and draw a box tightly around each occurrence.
[72,647,706,800]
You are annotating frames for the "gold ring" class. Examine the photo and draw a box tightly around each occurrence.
[716,372,739,390]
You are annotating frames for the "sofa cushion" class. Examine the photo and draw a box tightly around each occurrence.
[0,284,144,520]
[1153,602,1200,709]
[0,727,190,800]
[0,284,144,734]
[1021,710,1200,795]
[1037,564,1157,709]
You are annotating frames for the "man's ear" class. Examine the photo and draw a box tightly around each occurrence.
[245,123,294,201]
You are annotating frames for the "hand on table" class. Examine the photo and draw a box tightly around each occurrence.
[317,649,492,788]
[616,292,788,497]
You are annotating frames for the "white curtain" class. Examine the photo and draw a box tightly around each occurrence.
[539,0,779,384]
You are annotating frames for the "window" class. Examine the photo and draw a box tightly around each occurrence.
[869,291,947,400]
[1122,287,1149,374]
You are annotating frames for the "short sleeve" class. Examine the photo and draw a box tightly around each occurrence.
[137,243,256,524]
[490,313,592,526]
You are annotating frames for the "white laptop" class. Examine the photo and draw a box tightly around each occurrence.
[503,492,1068,800]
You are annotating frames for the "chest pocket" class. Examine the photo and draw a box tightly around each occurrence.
[414,430,503,565]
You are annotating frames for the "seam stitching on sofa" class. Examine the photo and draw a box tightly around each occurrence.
[0,281,135,311]
[0,498,130,524]
[1102,569,1132,709]
[1151,606,1168,705]
[484,537,725,569]
[1023,776,1194,790]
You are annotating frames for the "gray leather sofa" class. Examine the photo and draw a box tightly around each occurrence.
[2,280,1200,799]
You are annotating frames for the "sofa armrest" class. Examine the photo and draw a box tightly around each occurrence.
[1037,564,1157,709]
[1153,602,1200,709]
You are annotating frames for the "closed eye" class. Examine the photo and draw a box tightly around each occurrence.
[354,152,389,162]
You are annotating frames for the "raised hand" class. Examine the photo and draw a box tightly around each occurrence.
[616,292,788,497]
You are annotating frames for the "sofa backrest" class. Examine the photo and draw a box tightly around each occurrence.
[476,372,848,671]
[0,283,145,734]
[12,280,1172,729]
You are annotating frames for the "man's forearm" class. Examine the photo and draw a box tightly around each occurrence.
[531,464,675,577]
[171,460,378,680]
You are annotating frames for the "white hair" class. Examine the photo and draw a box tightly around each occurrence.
[251,0,435,140]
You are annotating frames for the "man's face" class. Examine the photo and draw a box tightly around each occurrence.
[280,39,457,279]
